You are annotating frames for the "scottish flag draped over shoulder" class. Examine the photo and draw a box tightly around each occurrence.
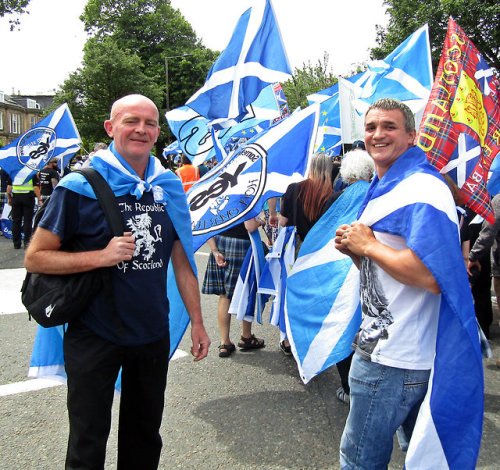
[186,0,291,122]
[0,103,80,184]
[357,146,482,469]
[29,144,196,383]
[285,181,369,383]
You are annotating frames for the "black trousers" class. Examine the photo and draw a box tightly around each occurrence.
[336,352,353,394]
[11,192,35,247]
[63,320,170,470]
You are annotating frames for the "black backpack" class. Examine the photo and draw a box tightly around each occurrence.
[21,168,125,328]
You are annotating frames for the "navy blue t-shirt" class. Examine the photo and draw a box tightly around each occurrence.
[39,186,178,345]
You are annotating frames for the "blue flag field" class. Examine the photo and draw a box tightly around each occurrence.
[0,103,80,184]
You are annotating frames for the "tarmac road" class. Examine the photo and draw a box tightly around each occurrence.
[0,233,499,469]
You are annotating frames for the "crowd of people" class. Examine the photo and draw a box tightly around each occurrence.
[0,95,493,468]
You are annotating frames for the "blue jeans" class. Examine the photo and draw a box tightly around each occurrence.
[340,353,430,470]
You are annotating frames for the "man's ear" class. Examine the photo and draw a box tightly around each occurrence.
[104,120,114,138]
[154,125,161,143]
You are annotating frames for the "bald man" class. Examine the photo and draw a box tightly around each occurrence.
[25,94,210,469]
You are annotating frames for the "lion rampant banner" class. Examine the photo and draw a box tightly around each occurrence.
[417,17,500,224]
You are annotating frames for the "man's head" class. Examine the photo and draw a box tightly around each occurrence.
[364,98,416,178]
[46,157,58,169]
[93,142,107,152]
[104,94,160,164]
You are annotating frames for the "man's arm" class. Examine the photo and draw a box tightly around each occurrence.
[25,227,136,274]
[6,184,12,206]
[33,185,42,206]
[171,240,210,361]
[51,177,59,189]
[267,197,278,227]
[337,221,441,295]
[468,196,500,274]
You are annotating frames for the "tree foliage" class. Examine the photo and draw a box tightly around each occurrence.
[56,0,218,150]
[1,0,30,29]
[54,37,163,144]
[372,0,500,73]
[281,53,338,111]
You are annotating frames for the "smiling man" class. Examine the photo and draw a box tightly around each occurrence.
[25,94,210,470]
[334,98,475,468]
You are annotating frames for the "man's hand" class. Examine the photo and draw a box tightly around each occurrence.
[269,213,278,227]
[190,322,211,361]
[467,259,481,277]
[100,232,136,266]
[337,222,377,258]
[335,224,351,255]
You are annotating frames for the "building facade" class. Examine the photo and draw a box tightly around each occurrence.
[0,92,54,145]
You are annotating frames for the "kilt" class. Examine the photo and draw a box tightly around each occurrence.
[202,234,250,300]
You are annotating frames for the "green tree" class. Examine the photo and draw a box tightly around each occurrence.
[282,53,338,111]
[55,37,163,145]
[80,0,216,106]
[1,0,30,29]
[72,0,218,150]
[372,0,500,73]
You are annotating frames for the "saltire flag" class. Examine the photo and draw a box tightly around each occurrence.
[0,103,81,184]
[340,24,433,143]
[217,82,289,146]
[229,229,268,323]
[307,83,338,105]
[28,325,66,381]
[417,17,500,224]
[167,83,287,167]
[163,140,182,157]
[314,88,342,156]
[188,104,320,252]
[186,0,292,123]
[285,180,369,383]
[258,226,295,334]
[211,128,227,164]
[165,106,217,167]
[356,146,482,469]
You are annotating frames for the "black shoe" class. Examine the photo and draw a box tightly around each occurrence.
[13,244,21,250]
[279,341,292,356]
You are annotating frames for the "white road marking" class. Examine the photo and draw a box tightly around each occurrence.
[0,378,63,397]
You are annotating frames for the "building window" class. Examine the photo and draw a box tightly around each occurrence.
[30,116,37,127]
[0,112,3,130]
[10,114,20,134]
[27,98,40,109]
[0,92,4,103]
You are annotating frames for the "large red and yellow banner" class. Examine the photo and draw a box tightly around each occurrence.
[417,18,500,223]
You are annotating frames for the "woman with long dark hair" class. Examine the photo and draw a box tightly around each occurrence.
[280,152,340,253]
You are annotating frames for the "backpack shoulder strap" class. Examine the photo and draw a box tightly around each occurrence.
[74,168,125,236]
